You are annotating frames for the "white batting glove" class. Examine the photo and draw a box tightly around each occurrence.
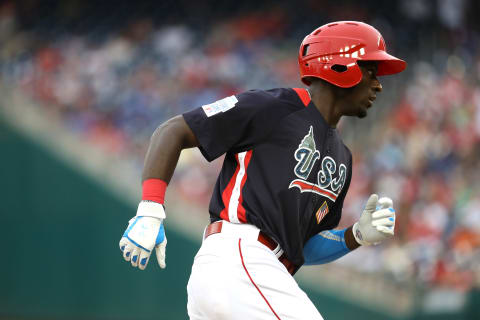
[352,194,395,246]
[119,201,167,270]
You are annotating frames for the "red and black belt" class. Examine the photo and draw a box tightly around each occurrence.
[204,221,298,275]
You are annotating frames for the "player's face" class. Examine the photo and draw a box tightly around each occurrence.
[341,61,382,118]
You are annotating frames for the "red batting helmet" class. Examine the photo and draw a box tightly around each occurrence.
[298,21,406,88]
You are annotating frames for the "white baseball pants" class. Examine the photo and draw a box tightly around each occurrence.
[187,221,324,320]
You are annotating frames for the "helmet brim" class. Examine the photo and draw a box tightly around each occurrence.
[361,51,406,76]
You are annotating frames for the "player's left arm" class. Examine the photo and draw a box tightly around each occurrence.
[304,195,395,265]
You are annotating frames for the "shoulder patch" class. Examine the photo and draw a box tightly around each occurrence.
[202,96,239,117]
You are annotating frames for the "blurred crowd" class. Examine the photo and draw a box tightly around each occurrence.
[0,0,479,294]
[338,62,480,295]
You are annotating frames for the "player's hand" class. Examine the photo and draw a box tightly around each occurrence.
[352,194,395,246]
[119,201,167,270]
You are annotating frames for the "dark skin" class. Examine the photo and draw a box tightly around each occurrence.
[307,61,382,127]
[142,61,382,251]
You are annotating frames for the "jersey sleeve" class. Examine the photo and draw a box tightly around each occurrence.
[183,89,298,161]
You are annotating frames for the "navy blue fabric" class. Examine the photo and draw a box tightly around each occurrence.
[183,88,352,266]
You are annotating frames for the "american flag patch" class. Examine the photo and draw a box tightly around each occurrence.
[315,201,329,224]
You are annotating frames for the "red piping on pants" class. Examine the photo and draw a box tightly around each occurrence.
[238,239,281,320]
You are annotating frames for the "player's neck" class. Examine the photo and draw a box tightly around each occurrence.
[308,86,342,128]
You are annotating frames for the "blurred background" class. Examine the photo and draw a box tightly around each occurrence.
[0,0,479,319]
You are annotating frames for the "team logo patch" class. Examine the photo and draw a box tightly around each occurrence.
[202,95,238,117]
[316,201,329,224]
[288,126,347,202]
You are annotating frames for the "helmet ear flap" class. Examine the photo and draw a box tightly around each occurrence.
[302,62,363,88]
[324,62,363,88]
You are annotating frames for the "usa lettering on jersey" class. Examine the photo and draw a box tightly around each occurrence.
[289,126,347,202]
[202,96,239,117]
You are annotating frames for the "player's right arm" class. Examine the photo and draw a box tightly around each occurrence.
[119,115,199,270]
[142,115,199,183]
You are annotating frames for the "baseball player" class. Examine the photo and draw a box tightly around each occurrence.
[119,21,406,319]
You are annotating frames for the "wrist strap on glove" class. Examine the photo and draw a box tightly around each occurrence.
[137,201,166,219]
[352,222,371,246]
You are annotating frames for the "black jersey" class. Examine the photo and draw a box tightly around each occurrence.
[183,88,352,266]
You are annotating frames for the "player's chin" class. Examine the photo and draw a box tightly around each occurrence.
[357,110,367,118]
[357,106,368,118]
[357,101,372,118]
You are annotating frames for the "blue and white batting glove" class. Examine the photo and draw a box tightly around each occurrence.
[352,194,395,246]
[119,201,167,270]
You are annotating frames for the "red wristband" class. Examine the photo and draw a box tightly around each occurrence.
[142,179,168,204]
